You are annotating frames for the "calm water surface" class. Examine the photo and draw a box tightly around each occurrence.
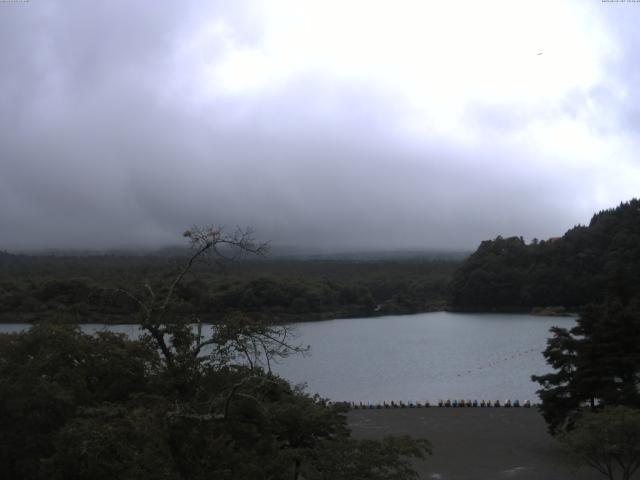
[0,312,575,403]
[271,312,576,403]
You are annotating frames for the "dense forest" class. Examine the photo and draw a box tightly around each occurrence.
[0,250,459,324]
[451,199,640,311]
[3,199,640,322]
[0,227,432,479]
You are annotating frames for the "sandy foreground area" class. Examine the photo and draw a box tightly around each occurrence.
[348,408,605,480]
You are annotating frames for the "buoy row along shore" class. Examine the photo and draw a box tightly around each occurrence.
[331,399,535,409]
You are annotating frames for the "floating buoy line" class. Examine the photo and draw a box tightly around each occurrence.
[434,347,540,381]
[328,399,537,409]
[318,346,543,410]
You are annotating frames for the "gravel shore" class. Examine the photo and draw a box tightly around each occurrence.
[348,408,603,480]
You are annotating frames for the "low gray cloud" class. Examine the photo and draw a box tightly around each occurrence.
[0,1,638,252]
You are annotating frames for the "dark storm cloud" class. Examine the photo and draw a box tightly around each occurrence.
[0,1,638,251]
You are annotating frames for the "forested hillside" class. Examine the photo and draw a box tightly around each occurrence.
[451,199,640,310]
[0,253,457,323]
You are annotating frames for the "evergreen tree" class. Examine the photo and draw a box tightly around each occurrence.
[533,298,640,433]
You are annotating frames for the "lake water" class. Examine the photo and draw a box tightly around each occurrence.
[0,312,575,403]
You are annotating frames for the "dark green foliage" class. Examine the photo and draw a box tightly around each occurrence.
[0,324,430,480]
[559,406,640,480]
[532,298,640,434]
[0,255,458,323]
[308,435,431,480]
[46,403,176,480]
[0,324,158,479]
[451,199,640,309]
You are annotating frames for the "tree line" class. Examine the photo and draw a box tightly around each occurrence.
[0,252,455,323]
[451,199,640,310]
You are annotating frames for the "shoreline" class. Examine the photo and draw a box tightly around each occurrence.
[0,306,578,325]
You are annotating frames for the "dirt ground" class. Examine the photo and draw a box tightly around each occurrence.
[348,408,605,480]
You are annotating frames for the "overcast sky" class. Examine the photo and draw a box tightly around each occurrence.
[1,0,639,251]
